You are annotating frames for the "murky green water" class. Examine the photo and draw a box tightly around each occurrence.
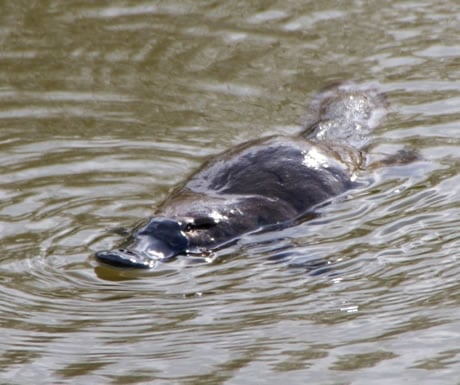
[1,1,460,384]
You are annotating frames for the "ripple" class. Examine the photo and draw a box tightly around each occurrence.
[1,0,460,384]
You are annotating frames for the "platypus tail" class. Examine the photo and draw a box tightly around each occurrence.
[301,82,388,150]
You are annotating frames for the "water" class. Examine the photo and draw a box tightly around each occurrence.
[1,1,460,384]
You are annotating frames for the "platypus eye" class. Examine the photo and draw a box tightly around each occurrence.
[184,217,217,232]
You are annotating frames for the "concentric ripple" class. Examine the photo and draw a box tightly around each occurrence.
[1,1,460,384]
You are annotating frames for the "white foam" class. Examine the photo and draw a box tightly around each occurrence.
[302,147,329,169]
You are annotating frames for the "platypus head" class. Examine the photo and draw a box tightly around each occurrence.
[95,195,292,268]
[95,205,246,268]
[95,218,189,268]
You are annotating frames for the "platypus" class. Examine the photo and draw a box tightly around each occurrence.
[95,82,388,268]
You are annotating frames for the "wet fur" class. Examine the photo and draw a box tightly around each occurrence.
[96,82,389,268]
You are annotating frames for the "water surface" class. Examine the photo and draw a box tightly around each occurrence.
[1,1,460,384]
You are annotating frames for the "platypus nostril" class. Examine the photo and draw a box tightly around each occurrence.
[95,249,156,269]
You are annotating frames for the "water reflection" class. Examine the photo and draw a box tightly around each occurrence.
[0,1,460,384]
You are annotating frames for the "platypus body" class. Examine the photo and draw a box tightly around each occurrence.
[96,83,387,268]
